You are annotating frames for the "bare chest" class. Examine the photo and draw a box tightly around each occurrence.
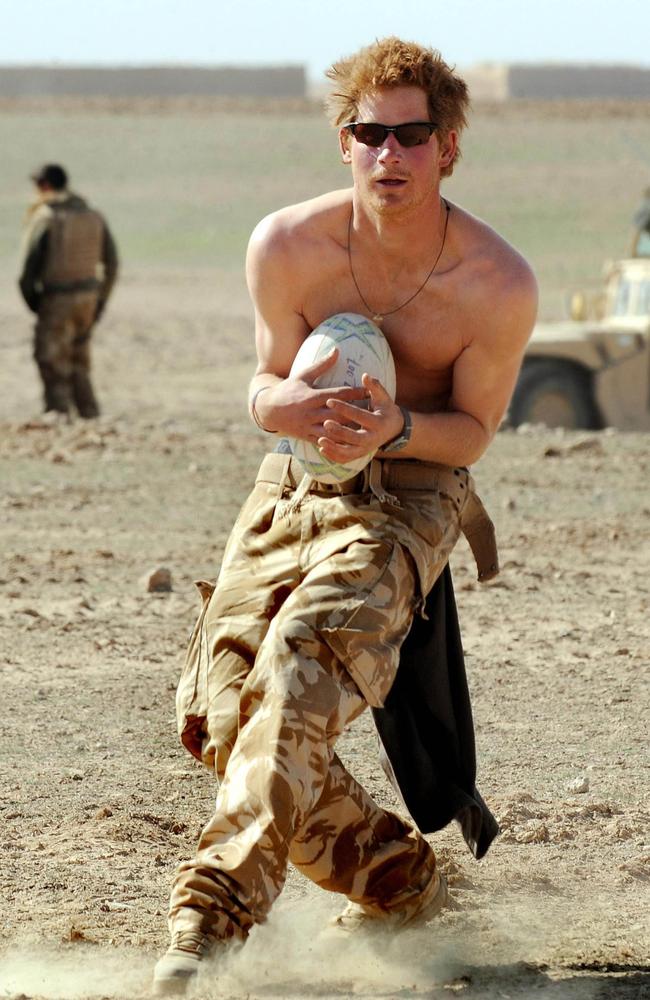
[303,256,467,408]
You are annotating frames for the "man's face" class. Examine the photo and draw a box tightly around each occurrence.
[339,85,456,217]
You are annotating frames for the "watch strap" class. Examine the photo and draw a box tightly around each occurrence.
[382,406,412,453]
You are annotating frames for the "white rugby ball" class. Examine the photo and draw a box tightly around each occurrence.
[287,312,396,484]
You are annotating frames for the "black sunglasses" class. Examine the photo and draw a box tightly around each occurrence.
[344,121,437,148]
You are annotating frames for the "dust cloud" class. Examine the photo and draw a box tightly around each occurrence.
[0,894,606,999]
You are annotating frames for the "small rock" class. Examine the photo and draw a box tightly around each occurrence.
[567,437,604,455]
[568,776,590,794]
[517,821,549,844]
[144,567,172,593]
[47,448,73,464]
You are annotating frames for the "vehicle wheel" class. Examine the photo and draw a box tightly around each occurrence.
[508,362,601,430]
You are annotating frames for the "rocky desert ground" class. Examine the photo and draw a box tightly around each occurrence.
[0,271,648,1000]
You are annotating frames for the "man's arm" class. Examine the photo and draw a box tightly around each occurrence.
[17,214,50,313]
[95,222,119,321]
[245,211,366,439]
[407,276,537,465]
[320,262,538,468]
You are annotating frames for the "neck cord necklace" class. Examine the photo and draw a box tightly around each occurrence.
[347,198,450,325]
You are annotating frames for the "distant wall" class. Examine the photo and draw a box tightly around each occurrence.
[462,64,510,102]
[0,65,306,99]
[508,64,650,100]
[463,62,650,101]
[5,63,648,103]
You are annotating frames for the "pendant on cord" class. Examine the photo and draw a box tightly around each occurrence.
[372,314,384,324]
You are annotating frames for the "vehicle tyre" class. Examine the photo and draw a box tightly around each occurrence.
[508,361,601,430]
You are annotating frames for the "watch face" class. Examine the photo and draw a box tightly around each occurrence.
[383,434,407,453]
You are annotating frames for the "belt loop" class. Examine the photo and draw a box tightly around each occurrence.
[368,458,400,507]
[282,472,313,517]
[277,454,292,499]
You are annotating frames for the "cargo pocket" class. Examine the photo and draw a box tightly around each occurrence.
[176,579,215,761]
[396,490,463,603]
[318,540,418,709]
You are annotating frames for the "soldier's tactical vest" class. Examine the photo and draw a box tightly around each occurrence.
[42,202,104,289]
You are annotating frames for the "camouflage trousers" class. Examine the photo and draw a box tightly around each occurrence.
[168,454,472,941]
[34,291,100,417]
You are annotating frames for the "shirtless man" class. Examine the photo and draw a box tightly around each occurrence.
[153,37,537,995]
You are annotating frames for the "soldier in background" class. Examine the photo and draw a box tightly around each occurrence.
[18,164,118,418]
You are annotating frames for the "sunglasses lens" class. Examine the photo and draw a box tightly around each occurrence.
[349,123,434,148]
[351,124,386,147]
[395,124,433,147]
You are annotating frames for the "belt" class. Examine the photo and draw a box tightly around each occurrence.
[256,452,499,582]
[43,278,100,295]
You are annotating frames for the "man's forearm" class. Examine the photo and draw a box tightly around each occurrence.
[383,408,492,468]
[248,374,283,432]
[18,234,47,314]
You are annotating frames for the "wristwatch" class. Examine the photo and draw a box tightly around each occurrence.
[382,406,412,453]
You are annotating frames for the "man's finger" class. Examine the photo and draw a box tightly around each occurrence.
[325,398,374,428]
[297,348,339,384]
[314,384,367,403]
[322,418,364,445]
[317,437,360,459]
[362,373,390,405]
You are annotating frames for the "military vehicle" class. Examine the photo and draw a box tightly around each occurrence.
[508,256,650,430]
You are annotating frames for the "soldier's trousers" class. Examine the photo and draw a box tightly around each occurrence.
[34,291,100,417]
[169,454,471,941]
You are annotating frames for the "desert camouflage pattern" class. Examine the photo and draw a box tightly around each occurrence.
[169,455,471,941]
[33,290,100,416]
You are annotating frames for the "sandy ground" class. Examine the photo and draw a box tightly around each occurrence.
[0,278,649,999]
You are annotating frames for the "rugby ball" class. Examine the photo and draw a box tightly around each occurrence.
[287,312,396,483]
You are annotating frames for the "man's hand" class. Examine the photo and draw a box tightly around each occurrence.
[317,373,404,463]
[255,349,367,441]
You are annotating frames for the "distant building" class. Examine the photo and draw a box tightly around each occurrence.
[0,65,306,100]
[463,62,650,101]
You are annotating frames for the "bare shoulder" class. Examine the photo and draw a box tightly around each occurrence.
[246,189,351,336]
[450,203,538,346]
[247,189,351,271]
[453,203,537,298]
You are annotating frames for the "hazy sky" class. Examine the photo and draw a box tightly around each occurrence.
[2,0,648,79]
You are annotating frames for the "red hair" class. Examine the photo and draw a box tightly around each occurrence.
[325,37,469,177]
